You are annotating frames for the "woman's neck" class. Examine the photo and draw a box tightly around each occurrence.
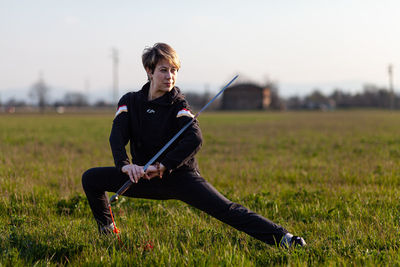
[148,83,166,100]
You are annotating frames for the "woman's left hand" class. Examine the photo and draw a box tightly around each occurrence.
[145,163,166,179]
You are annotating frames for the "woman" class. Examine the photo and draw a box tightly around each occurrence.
[82,43,306,248]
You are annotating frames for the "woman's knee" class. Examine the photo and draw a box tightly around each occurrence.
[82,168,97,190]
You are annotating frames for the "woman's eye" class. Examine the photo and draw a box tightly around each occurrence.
[159,67,176,73]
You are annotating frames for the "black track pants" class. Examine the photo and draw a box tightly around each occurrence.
[81,167,288,245]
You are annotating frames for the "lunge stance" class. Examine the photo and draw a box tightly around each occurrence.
[82,43,306,248]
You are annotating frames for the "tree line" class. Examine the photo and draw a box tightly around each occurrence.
[0,78,397,112]
[285,84,398,110]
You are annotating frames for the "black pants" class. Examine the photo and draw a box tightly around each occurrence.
[81,167,288,245]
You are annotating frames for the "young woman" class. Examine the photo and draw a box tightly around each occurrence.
[82,43,306,248]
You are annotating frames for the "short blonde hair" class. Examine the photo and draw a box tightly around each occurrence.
[142,43,181,75]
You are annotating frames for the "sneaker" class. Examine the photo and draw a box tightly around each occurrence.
[280,234,306,248]
[289,236,306,248]
[99,223,115,235]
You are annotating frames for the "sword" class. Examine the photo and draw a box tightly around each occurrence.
[109,75,238,203]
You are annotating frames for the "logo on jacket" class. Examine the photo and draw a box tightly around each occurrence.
[147,108,155,114]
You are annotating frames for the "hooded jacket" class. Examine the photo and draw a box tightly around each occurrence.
[109,82,202,174]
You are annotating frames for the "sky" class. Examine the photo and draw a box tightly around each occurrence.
[0,0,399,103]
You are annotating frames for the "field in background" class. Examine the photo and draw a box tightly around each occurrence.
[1,110,400,266]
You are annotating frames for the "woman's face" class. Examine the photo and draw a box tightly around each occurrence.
[148,59,178,97]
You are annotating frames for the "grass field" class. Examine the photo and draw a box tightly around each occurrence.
[1,110,400,266]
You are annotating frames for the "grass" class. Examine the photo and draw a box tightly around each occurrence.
[1,110,400,266]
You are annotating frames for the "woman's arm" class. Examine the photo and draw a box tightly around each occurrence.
[160,103,203,171]
[109,93,132,171]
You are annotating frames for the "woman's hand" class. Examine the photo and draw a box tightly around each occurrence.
[121,164,145,183]
[145,162,166,179]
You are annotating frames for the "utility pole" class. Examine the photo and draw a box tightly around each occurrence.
[84,77,90,106]
[112,48,119,104]
[388,64,394,110]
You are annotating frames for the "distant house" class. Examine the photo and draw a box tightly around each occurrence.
[221,83,271,110]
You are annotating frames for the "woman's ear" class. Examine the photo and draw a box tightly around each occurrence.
[145,68,153,80]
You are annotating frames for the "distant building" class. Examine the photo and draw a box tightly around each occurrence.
[221,83,271,110]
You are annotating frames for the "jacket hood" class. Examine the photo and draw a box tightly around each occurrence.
[138,82,184,106]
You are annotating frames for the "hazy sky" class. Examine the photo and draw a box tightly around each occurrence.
[0,0,399,102]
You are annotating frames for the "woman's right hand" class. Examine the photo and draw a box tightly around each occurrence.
[121,164,145,183]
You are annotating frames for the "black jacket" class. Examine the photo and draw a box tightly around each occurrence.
[109,82,202,173]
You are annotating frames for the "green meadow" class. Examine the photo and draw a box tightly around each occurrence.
[1,110,400,266]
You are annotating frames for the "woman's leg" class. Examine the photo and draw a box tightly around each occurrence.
[82,167,175,231]
[171,171,288,246]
